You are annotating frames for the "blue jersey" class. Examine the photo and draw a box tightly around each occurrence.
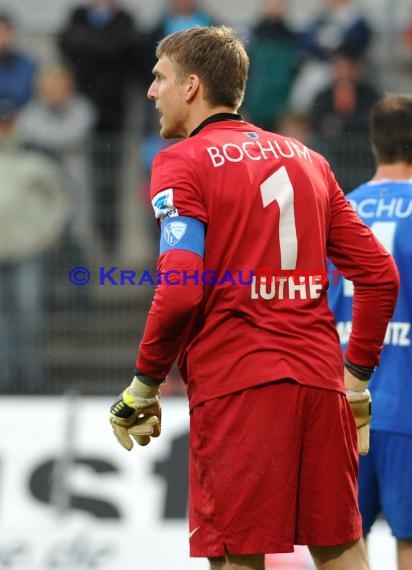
[328,180,412,435]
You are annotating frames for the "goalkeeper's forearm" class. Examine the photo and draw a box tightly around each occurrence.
[136,249,204,380]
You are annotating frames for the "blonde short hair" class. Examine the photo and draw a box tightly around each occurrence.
[156,25,249,110]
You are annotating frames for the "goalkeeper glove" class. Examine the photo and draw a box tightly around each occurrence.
[109,375,161,451]
[344,361,372,455]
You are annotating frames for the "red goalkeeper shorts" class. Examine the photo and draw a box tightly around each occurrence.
[188,379,362,557]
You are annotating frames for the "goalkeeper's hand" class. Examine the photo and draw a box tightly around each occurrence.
[344,367,372,455]
[109,375,162,451]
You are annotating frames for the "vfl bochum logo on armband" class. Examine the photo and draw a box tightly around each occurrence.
[164,221,187,246]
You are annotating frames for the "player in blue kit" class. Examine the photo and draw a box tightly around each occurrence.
[328,94,412,570]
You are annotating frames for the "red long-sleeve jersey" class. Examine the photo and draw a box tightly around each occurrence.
[136,117,399,409]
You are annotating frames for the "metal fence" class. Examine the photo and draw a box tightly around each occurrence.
[0,130,376,396]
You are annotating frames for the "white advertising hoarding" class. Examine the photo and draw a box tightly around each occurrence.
[0,397,206,570]
[0,397,396,570]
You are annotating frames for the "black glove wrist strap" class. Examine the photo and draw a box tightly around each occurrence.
[134,370,163,387]
[344,357,375,381]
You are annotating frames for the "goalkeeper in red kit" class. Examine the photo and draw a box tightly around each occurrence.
[109,26,399,570]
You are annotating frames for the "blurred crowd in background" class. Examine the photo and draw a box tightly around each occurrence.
[0,0,411,396]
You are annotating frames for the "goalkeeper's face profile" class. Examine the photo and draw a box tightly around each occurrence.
[147,55,195,139]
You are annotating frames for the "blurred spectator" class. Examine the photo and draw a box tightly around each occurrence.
[17,65,95,245]
[58,0,139,133]
[242,0,300,131]
[0,12,37,108]
[143,0,214,79]
[289,0,372,114]
[277,111,312,146]
[57,0,142,254]
[17,65,96,311]
[0,98,70,391]
[310,49,380,192]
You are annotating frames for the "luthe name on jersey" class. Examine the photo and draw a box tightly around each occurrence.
[251,275,323,301]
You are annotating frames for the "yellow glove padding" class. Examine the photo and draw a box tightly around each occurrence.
[346,389,372,455]
[344,368,372,455]
[110,376,161,450]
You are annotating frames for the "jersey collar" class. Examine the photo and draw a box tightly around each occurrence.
[190,113,242,137]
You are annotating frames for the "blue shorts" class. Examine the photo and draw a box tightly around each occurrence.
[359,430,412,539]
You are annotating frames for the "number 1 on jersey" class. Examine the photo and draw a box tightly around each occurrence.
[260,166,297,270]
